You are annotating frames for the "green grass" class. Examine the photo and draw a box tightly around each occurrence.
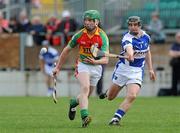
[0,97,180,133]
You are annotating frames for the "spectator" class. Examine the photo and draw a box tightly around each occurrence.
[45,15,61,45]
[9,17,18,33]
[31,0,41,9]
[169,31,180,96]
[57,10,78,45]
[0,11,12,33]
[146,12,166,44]
[29,16,46,45]
[17,10,31,32]
[0,0,6,9]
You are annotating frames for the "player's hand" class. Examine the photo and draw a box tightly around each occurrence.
[149,70,156,81]
[52,67,59,77]
[127,55,134,62]
[83,57,97,64]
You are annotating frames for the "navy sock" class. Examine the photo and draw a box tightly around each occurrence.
[48,87,53,90]
[114,109,125,120]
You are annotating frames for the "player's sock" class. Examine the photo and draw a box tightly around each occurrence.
[48,87,53,90]
[70,98,79,108]
[80,109,89,119]
[47,87,54,96]
[114,109,125,120]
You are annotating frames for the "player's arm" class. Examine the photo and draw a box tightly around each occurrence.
[145,50,156,81]
[96,56,109,65]
[85,56,108,65]
[122,39,134,62]
[54,45,72,72]
[125,45,134,62]
[90,48,109,65]
[53,32,79,76]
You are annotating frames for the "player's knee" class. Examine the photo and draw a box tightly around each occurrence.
[127,94,137,101]
[81,85,90,95]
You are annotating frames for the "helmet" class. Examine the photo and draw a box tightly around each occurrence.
[83,10,101,21]
[127,16,141,26]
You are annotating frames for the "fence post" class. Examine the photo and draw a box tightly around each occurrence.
[20,33,26,71]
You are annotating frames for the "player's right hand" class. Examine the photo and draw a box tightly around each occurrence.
[149,70,156,81]
[52,67,59,77]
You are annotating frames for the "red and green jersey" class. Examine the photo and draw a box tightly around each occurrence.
[68,27,109,64]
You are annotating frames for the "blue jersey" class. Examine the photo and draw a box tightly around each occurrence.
[119,30,150,69]
[39,47,59,67]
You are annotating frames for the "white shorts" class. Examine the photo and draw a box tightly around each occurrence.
[76,62,102,86]
[112,63,143,87]
[44,64,54,76]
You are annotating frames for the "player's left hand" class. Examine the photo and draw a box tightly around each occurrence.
[149,70,156,81]
[83,57,97,64]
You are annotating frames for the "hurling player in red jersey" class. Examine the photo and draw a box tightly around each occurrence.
[53,10,109,127]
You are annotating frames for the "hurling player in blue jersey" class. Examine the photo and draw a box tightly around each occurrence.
[100,16,156,126]
[39,40,59,96]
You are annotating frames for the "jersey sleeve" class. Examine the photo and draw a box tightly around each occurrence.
[99,31,109,52]
[68,30,83,48]
[122,35,133,51]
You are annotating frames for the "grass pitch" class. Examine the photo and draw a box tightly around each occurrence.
[0,97,180,133]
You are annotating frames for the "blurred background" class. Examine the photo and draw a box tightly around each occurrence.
[0,0,179,97]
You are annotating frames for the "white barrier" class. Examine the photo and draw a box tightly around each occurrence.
[0,68,172,97]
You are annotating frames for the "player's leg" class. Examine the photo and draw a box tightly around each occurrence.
[70,83,94,127]
[68,72,90,121]
[80,64,102,127]
[77,72,92,127]
[109,83,140,126]
[100,82,122,99]
[99,73,125,100]
[77,72,90,109]
[120,83,140,112]
[44,65,54,96]
[107,83,122,100]
[46,75,54,96]
[68,62,89,121]
[107,83,123,126]
[88,86,95,97]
